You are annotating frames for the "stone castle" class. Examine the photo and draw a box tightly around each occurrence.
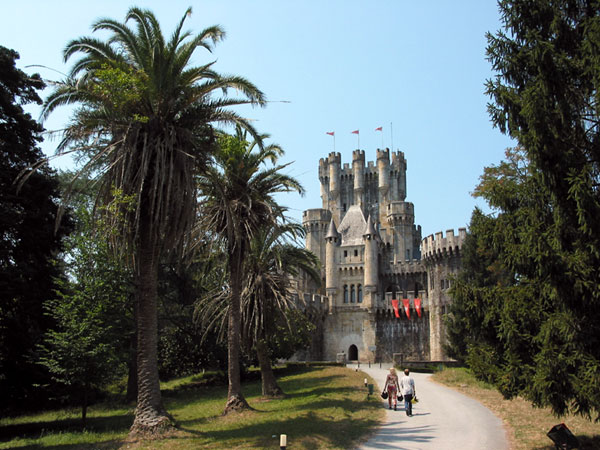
[293,148,466,363]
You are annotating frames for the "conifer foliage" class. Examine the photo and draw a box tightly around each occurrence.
[448,0,600,420]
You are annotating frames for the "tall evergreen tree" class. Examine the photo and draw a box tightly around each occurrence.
[0,46,70,412]
[41,8,265,434]
[448,0,600,420]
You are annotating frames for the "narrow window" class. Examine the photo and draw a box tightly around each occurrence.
[351,285,356,303]
[344,285,349,303]
[358,284,363,303]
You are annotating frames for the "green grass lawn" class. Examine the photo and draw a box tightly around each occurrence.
[0,366,384,449]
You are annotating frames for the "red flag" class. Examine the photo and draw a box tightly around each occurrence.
[415,298,422,318]
[375,126,382,131]
[326,131,335,136]
[402,298,411,319]
[351,130,359,134]
[391,299,400,318]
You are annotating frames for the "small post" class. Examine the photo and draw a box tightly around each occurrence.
[369,361,371,368]
[280,434,287,450]
[379,361,382,369]
[364,378,368,387]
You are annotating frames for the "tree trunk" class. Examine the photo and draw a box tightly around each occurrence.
[126,320,138,403]
[130,216,173,436]
[223,244,251,415]
[256,338,284,397]
[81,382,88,428]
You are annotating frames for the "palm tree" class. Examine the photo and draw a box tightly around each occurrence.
[41,7,265,435]
[197,132,303,413]
[243,223,320,397]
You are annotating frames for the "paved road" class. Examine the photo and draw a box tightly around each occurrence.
[350,364,509,450]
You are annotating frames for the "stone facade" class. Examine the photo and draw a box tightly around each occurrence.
[299,149,466,362]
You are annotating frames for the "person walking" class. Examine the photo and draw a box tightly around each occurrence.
[400,368,416,416]
[383,367,399,410]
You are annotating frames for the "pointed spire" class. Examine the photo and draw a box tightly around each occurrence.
[363,214,376,239]
[325,218,338,240]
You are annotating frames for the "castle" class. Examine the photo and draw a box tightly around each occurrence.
[294,148,465,363]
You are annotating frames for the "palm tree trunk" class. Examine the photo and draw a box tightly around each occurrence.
[256,338,283,397]
[126,319,138,403]
[223,244,251,414]
[130,214,172,435]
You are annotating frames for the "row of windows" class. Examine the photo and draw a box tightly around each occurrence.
[343,284,363,303]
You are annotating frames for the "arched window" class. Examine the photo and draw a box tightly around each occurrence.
[358,284,363,303]
[343,285,349,303]
[351,285,356,303]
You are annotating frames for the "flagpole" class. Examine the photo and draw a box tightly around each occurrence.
[333,134,336,152]
[390,122,394,151]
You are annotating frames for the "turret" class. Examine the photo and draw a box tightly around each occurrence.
[377,148,390,196]
[327,152,342,223]
[328,152,341,197]
[352,150,365,209]
[325,218,339,313]
[363,215,379,308]
[391,151,407,201]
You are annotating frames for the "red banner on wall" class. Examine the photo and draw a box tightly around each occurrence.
[391,299,400,318]
[415,298,422,318]
[402,298,411,319]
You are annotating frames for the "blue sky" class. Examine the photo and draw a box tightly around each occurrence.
[1,1,513,238]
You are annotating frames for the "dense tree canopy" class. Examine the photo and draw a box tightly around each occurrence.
[43,7,266,434]
[447,0,600,421]
[197,131,303,413]
[0,46,70,412]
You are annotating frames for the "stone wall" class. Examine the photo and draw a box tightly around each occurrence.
[375,310,430,361]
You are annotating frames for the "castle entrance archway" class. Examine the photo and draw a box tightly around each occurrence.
[348,344,358,361]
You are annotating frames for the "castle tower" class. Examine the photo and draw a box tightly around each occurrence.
[352,150,365,211]
[421,228,466,360]
[327,152,342,224]
[325,218,339,314]
[390,151,407,202]
[377,149,390,222]
[363,214,378,309]
[302,208,331,280]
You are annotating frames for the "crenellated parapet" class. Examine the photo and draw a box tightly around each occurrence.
[391,150,406,169]
[302,208,331,231]
[421,228,467,260]
[386,201,414,225]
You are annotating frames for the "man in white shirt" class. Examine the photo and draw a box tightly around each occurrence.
[400,368,416,416]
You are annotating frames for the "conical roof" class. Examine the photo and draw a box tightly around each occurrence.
[325,218,338,240]
[363,214,377,238]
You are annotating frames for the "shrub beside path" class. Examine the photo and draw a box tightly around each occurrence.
[351,364,509,450]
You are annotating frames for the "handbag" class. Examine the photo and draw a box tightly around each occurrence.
[380,391,388,399]
[411,396,419,404]
[397,394,403,402]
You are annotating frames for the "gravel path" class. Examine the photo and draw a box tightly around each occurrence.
[351,364,509,450]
